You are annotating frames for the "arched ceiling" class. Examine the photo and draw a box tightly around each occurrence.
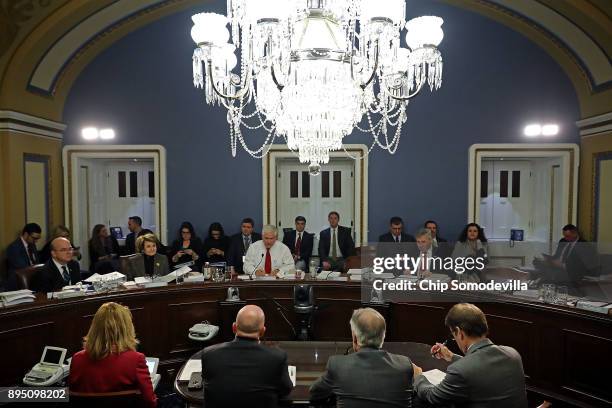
[0,0,610,122]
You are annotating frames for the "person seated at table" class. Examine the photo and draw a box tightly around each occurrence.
[411,228,445,278]
[243,225,294,277]
[227,218,262,274]
[310,308,414,407]
[40,225,81,263]
[413,303,527,407]
[531,224,599,287]
[201,305,293,408]
[377,216,415,275]
[282,216,314,271]
[169,221,203,269]
[203,222,230,264]
[88,224,120,274]
[5,222,42,290]
[31,237,81,293]
[69,302,157,407]
[124,233,169,280]
[319,211,355,271]
[451,223,488,282]
[124,216,145,255]
[379,216,415,243]
[424,219,452,257]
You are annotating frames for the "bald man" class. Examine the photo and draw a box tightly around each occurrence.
[31,237,81,293]
[310,308,415,407]
[201,305,293,408]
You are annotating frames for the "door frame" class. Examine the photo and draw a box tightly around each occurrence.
[263,144,369,245]
[62,145,168,243]
[468,143,579,229]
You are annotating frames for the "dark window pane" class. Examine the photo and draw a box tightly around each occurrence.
[480,171,488,198]
[118,171,126,197]
[290,171,298,198]
[322,171,330,198]
[512,171,520,197]
[500,171,508,198]
[130,171,138,197]
[148,171,155,198]
[302,171,310,198]
[333,171,341,198]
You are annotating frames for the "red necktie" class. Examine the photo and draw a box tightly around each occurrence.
[295,233,302,258]
[265,249,272,274]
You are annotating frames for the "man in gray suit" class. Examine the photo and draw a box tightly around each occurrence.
[413,303,527,407]
[310,308,414,407]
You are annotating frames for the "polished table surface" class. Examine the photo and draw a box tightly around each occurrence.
[0,280,610,407]
[174,341,450,406]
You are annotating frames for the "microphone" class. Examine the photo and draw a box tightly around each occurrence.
[249,253,265,278]
[261,291,297,339]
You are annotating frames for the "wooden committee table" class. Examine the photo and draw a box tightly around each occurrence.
[0,279,610,406]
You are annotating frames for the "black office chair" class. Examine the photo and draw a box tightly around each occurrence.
[68,389,143,408]
[15,264,45,290]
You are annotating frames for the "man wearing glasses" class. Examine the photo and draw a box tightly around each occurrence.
[413,303,527,407]
[4,223,42,290]
[31,237,81,293]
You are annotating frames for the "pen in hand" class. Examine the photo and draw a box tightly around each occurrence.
[431,339,449,358]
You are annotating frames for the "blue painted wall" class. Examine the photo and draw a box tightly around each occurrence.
[62,0,580,242]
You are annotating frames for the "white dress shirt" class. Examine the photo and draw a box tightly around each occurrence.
[243,240,295,276]
[328,227,343,258]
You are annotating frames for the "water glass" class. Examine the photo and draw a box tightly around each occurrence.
[556,286,568,305]
[542,284,556,304]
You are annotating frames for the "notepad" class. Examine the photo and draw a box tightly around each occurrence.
[178,359,202,381]
[422,369,446,385]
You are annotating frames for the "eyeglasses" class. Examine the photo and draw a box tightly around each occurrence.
[56,247,75,253]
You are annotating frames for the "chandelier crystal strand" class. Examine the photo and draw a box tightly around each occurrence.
[191,1,444,171]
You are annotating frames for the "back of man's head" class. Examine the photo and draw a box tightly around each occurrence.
[445,303,488,338]
[350,308,386,349]
[234,305,265,339]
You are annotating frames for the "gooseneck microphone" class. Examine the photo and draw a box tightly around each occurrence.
[249,253,265,279]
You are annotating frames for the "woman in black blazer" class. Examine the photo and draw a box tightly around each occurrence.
[169,222,204,269]
[202,222,231,264]
[125,233,169,280]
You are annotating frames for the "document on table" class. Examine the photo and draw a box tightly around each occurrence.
[178,359,202,381]
[422,369,446,385]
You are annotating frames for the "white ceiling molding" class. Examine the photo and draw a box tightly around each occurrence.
[0,110,66,139]
[488,0,611,88]
[29,0,165,94]
[576,111,612,137]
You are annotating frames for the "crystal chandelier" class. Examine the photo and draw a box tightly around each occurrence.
[191,0,443,173]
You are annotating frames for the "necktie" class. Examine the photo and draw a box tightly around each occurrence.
[61,265,70,284]
[264,249,272,274]
[244,236,250,253]
[27,245,36,265]
[295,233,302,258]
[331,229,337,259]
[395,236,399,243]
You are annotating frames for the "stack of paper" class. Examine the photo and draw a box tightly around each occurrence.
[0,290,35,307]
[86,272,126,283]
[576,300,612,314]
[422,369,446,385]
[178,359,202,381]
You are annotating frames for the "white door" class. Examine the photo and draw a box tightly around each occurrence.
[277,159,354,254]
[106,161,156,235]
[479,160,532,240]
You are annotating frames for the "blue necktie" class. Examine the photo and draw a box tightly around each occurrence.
[62,266,70,284]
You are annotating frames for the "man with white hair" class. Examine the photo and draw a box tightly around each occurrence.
[310,308,415,407]
[243,225,295,277]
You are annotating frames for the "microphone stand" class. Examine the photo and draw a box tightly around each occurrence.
[261,291,297,339]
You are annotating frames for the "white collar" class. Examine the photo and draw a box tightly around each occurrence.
[52,258,68,272]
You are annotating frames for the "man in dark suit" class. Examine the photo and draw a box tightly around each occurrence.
[379,216,415,243]
[310,308,414,407]
[411,228,446,278]
[31,237,81,293]
[124,216,144,255]
[201,305,293,408]
[282,216,314,271]
[319,211,355,271]
[413,303,527,407]
[424,219,452,258]
[4,223,42,290]
[227,218,262,274]
[533,224,599,286]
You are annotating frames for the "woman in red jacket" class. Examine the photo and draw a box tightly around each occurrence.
[69,302,157,407]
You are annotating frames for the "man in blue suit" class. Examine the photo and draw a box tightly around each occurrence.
[318,211,355,271]
[282,216,314,271]
[4,223,42,290]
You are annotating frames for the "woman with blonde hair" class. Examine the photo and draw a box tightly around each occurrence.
[68,302,157,407]
[124,233,169,280]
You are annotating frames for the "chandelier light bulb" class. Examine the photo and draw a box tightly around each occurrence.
[81,127,99,140]
[541,124,559,136]
[524,124,542,137]
[191,13,230,45]
[405,16,444,49]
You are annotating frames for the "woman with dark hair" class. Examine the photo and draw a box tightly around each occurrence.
[88,224,119,274]
[169,222,204,268]
[451,223,488,281]
[202,222,230,264]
